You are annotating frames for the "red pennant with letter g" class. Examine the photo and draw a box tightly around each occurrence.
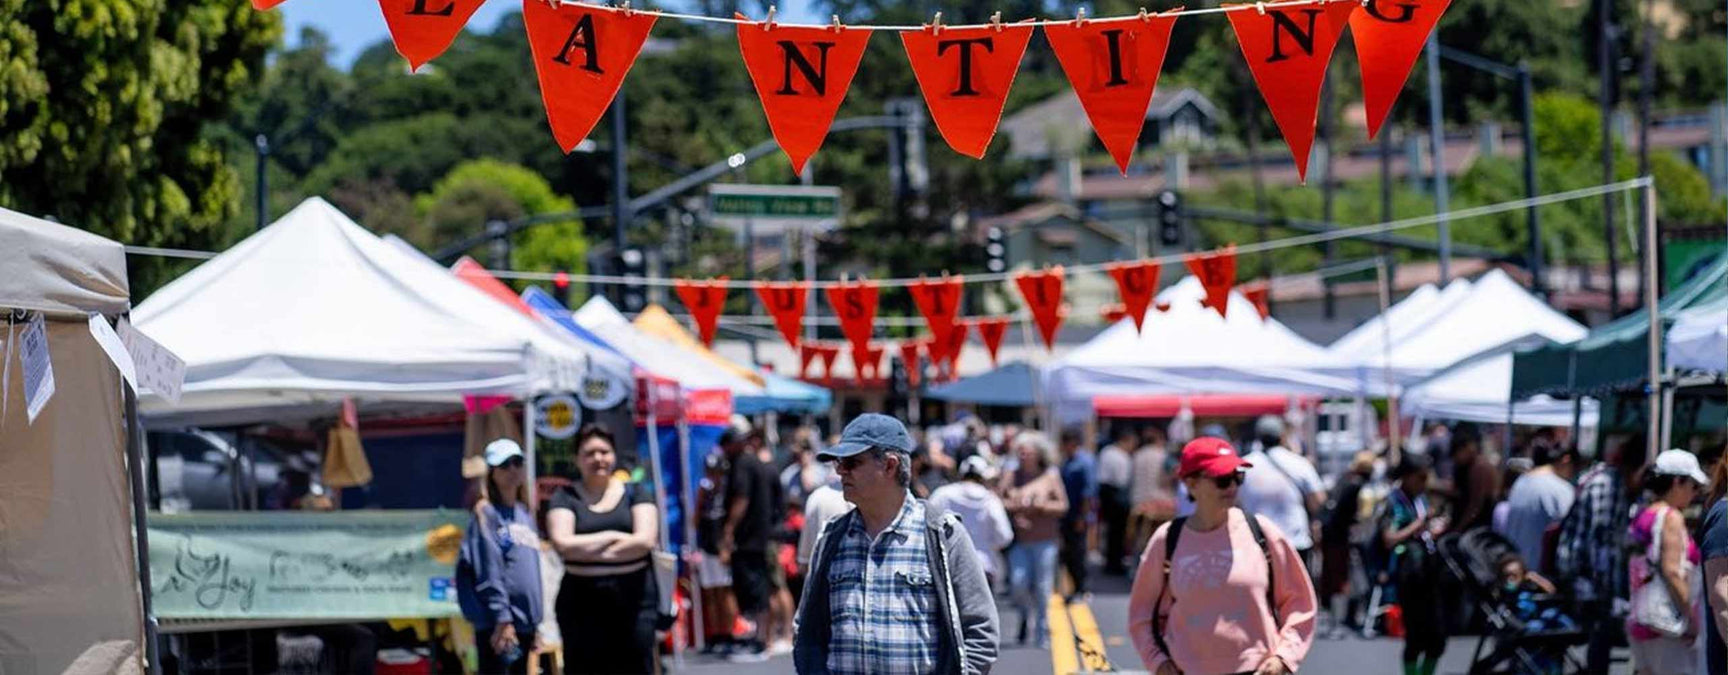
[901,23,1036,159]
[1227,1,1357,182]
[1044,14,1179,175]
[525,0,658,153]
[1014,267,1066,350]
[379,0,492,71]
[1352,0,1452,139]
[673,277,729,347]
[754,281,810,347]
[737,18,872,174]
[1106,260,1163,333]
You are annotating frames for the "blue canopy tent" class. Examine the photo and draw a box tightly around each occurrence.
[736,371,833,415]
[925,362,1038,407]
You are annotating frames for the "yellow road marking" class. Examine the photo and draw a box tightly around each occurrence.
[1048,593,1080,675]
[1068,600,1112,672]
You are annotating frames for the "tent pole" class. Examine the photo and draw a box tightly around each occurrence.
[524,400,538,509]
[1570,397,1583,455]
[679,420,704,652]
[124,381,163,675]
[1377,257,1401,465]
[1660,367,1677,451]
[1643,180,1662,460]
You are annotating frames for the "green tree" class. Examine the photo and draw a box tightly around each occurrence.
[415,159,589,287]
[0,0,281,297]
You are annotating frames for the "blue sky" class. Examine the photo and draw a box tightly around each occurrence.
[279,0,823,67]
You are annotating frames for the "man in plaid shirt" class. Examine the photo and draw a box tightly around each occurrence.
[1553,435,1647,674]
[795,414,1000,675]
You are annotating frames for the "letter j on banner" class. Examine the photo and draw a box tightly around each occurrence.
[526,0,659,153]
[1014,267,1066,350]
[1227,1,1357,182]
[1044,13,1179,175]
[901,22,1036,159]
[737,16,872,174]
[673,278,729,347]
[379,0,493,71]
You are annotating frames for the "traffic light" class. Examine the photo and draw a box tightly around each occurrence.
[985,226,1006,273]
[617,247,647,312]
[1155,190,1184,248]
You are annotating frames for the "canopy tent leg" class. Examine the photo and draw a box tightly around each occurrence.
[1643,180,1662,461]
[679,420,705,652]
[1660,368,1677,451]
[524,400,538,508]
[125,381,163,675]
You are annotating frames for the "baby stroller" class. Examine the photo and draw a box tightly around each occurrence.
[1437,529,1588,675]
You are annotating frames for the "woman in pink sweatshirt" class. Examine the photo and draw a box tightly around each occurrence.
[1128,437,1318,675]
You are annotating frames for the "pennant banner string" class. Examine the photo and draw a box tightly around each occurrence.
[541,0,1362,30]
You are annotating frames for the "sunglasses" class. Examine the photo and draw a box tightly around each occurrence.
[834,453,879,471]
[498,456,526,469]
[1211,473,1244,489]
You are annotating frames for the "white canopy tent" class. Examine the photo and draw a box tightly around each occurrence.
[1043,276,1376,422]
[1668,296,1727,373]
[1402,348,1599,427]
[573,296,767,397]
[134,197,623,424]
[1327,281,1453,358]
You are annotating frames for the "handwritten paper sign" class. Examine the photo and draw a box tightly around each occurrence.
[117,318,185,404]
[147,510,467,619]
[20,313,54,423]
[88,314,138,390]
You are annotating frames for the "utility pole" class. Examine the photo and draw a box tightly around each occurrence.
[1426,34,1452,283]
[1636,0,1656,306]
[1599,0,1623,316]
[255,134,270,233]
[1520,64,1545,298]
[1319,78,1338,320]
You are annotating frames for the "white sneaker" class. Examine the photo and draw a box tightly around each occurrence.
[768,641,793,656]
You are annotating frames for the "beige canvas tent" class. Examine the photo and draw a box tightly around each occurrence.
[0,206,151,674]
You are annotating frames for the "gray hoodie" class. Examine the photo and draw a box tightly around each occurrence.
[794,502,1000,675]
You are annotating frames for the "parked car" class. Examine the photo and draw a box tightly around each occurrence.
[147,429,315,512]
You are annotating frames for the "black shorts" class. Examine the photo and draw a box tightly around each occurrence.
[731,550,774,615]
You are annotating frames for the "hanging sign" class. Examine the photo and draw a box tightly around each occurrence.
[1044,13,1180,174]
[824,280,879,356]
[673,277,729,347]
[88,314,138,391]
[19,313,54,424]
[1014,267,1066,350]
[900,22,1037,158]
[1186,246,1239,318]
[525,0,659,153]
[379,0,493,71]
[577,371,631,410]
[898,340,923,388]
[534,394,582,439]
[1105,260,1164,333]
[736,17,873,174]
[908,275,965,345]
[970,317,1009,366]
[1227,1,1358,182]
[755,281,810,346]
[1352,0,1451,139]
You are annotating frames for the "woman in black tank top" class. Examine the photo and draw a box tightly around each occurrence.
[545,424,660,674]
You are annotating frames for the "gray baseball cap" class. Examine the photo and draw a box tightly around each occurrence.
[818,413,915,460]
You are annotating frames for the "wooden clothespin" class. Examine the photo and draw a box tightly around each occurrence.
[989,11,1004,31]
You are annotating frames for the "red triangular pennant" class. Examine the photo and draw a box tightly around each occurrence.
[1242,281,1272,320]
[900,22,1036,159]
[1101,303,1129,324]
[939,321,970,377]
[1105,260,1163,333]
[899,340,923,387]
[817,343,843,385]
[1186,246,1238,318]
[799,343,821,379]
[1227,1,1357,182]
[252,0,290,9]
[378,0,491,71]
[1044,13,1180,174]
[672,277,729,347]
[1014,267,1065,350]
[824,280,879,357]
[908,275,964,345]
[755,281,810,347]
[1352,0,1452,139]
[971,317,1009,366]
[852,342,887,383]
[524,0,658,153]
[736,18,872,174]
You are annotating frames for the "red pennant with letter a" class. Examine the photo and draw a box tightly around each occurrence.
[378,0,491,71]
[1014,267,1066,350]
[1044,14,1179,175]
[525,0,658,153]
[969,317,1009,367]
[907,276,964,345]
[1105,260,1163,333]
[1352,0,1452,139]
[252,0,290,9]
[899,340,923,387]
[1227,1,1357,182]
[672,277,728,347]
[1186,246,1238,318]
[737,18,872,174]
[1241,281,1271,319]
[824,280,879,356]
[901,23,1036,159]
[754,281,810,347]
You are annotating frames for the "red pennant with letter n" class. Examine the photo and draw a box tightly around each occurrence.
[1186,246,1238,318]
[1014,267,1066,350]
[907,276,965,346]
[1352,0,1452,139]
[525,0,658,153]
[754,281,810,347]
[673,277,729,347]
[1227,1,1357,182]
[378,0,492,71]
[1106,260,1163,333]
[824,280,879,356]
[737,18,872,174]
[901,23,1036,159]
[1044,14,1179,175]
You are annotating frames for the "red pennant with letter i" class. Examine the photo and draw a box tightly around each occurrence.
[737,17,872,174]
[1106,260,1163,333]
[824,280,879,357]
[1351,0,1452,139]
[525,0,658,153]
[378,0,492,71]
[1227,1,1357,182]
[1186,246,1238,318]
[673,277,729,347]
[754,281,810,347]
[901,23,1036,159]
[1044,13,1179,175]
[1014,267,1066,350]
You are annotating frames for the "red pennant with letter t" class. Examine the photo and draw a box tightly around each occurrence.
[1105,260,1163,333]
[1227,1,1357,182]
[899,341,923,387]
[525,0,658,153]
[969,318,1009,366]
[1186,246,1238,318]
[737,17,872,174]
[379,0,491,71]
[1044,13,1179,175]
[1352,0,1452,139]
[1014,267,1066,350]
[901,23,1036,159]
[673,277,729,347]
[907,276,964,345]
[824,280,879,356]
[754,281,810,347]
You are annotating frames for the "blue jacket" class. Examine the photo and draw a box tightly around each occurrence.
[457,502,544,631]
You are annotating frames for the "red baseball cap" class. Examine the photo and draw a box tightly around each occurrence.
[1178,437,1253,478]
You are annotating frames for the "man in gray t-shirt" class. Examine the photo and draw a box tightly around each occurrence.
[1501,444,1580,571]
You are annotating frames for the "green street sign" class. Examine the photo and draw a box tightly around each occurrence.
[708,184,842,234]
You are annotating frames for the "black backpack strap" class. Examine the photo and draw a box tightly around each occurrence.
[1150,516,1186,663]
[1240,509,1279,624]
